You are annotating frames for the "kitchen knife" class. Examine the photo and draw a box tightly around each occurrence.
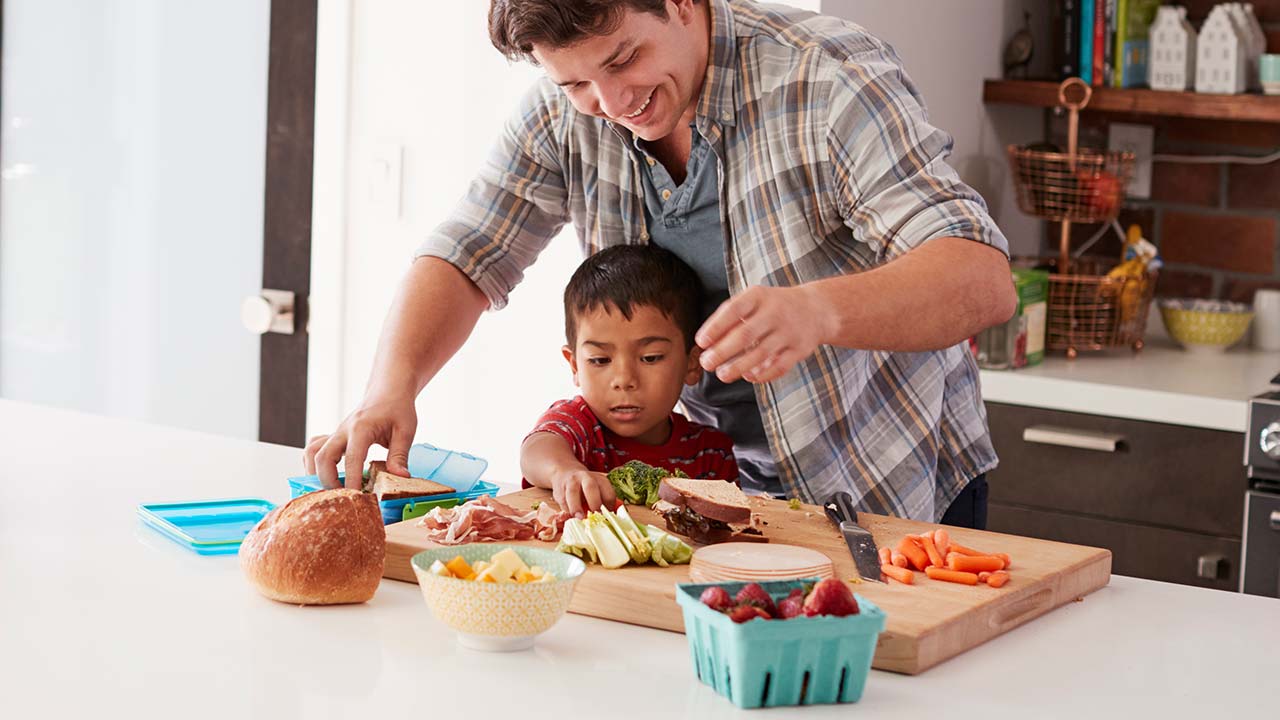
[823,492,884,583]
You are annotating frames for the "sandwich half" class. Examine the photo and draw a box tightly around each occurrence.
[367,460,455,502]
[654,477,767,544]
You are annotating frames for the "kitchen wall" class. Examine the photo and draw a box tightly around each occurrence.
[823,0,1049,254]
[1055,0,1280,303]
[311,0,1042,485]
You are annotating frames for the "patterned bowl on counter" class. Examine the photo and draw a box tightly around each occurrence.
[410,544,585,652]
[1158,298,1253,353]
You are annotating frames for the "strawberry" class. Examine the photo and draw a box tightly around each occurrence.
[801,578,860,617]
[734,582,778,617]
[699,586,733,613]
[728,604,771,623]
[786,588,805,602]
[777,597,804,619]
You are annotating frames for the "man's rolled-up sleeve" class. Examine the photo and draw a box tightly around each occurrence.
[415,81,570,310]
[825,47,1009,263]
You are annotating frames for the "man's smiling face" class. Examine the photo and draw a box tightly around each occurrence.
[531,0,708,142]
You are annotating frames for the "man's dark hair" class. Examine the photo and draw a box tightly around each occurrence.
[489,0,672,63]
[564,244,704,352]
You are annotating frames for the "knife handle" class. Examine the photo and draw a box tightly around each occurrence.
[833,491,860,525]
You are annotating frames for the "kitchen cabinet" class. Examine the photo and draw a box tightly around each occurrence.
[984,402,1243,591]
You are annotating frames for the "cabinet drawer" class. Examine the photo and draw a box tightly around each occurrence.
[985,402,1243,537]
[989,503,1240,591]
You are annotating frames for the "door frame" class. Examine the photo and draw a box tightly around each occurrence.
[259,0,318,446]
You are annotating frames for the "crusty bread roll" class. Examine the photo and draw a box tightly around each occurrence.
[240,489,385,604]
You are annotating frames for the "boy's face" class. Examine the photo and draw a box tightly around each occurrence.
[564,303,702,445]
[532,0,707,142]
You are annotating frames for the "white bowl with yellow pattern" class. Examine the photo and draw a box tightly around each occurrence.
[411,544,586,652]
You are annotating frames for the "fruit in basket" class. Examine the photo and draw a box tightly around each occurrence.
[1076,169,1122,217]
[802,578,860,617]
[699,586,733,612]
[735,582,778,617]
[729,604,772,623]
[778,596,804,618]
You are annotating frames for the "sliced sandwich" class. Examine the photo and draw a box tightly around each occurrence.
[366,460,455,502]
[654,477,767,544]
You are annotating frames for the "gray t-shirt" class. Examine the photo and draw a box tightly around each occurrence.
[632,127,781,497]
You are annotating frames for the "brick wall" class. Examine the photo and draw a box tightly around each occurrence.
[1042,0,1280,305]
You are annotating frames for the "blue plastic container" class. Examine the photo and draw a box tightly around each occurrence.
[286,474,499,525]
[137,498,276,555]
[674,579,885,709]
[406,442,487,493]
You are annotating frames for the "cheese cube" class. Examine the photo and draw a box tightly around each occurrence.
[487,548,530,583]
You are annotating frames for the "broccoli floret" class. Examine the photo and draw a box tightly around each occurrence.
[607,460,684,507]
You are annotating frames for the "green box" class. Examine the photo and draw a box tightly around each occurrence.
[1013,268,1049,367]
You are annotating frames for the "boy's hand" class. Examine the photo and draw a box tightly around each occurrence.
[552,468,617,519]
[303,395,418,490]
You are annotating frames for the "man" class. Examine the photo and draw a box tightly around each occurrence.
[305,0,1015,528]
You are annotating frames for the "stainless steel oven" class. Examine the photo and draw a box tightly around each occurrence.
[1242,390,1280,597]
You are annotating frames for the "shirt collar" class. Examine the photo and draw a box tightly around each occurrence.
[697,0,738,130]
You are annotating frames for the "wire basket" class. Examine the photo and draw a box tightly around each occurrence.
[1023,256,1157,358]
[1008,146,1135,223]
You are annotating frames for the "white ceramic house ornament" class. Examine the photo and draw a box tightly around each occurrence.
[1149,6,1197,91]
[1232,2,1267,90]
[1196,4,1247,94]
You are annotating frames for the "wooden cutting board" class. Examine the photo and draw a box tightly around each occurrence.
[383,488,1110,674]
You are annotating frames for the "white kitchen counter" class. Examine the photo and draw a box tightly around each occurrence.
[2,399,1276,719]
[980,336,1280,432]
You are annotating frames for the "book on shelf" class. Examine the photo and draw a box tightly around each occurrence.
[1114,0,1161,88]
[1080,0,1095,83]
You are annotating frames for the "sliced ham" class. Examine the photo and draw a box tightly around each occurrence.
[417,495,570,545]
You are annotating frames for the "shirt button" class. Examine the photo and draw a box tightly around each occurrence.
[646,156,656,166]
[722,111,731,121]
[661,189,672,201]
[639,231,649,241]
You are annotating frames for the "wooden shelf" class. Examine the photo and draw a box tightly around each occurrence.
[983,79,1280,124]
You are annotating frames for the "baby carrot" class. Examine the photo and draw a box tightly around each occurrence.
[986,571,1011,588]
[891,551,909,569]
[897,536,931,571]
[948,554,1005,573]
[925,566,979,585]
[994,552,1012,570]
[932,528,950,557]
[978,571,992,583]
[879,546,892,565]
[882,563,914,585]
[920,533,946,568]
[948,543,988,557]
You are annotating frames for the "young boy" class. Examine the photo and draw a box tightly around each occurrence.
[521,245,739,518]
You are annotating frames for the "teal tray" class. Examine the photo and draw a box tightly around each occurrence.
[674,579,885,709]
[137,498,276,555]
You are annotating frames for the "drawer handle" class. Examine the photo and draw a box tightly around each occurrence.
[1022,425,1125,453]
[1270,510,1280,530]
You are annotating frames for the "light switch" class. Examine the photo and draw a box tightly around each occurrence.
[1108,123,1154,200]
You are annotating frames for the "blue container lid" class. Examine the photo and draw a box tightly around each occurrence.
[137,498,275,555]
[407,442,487,493]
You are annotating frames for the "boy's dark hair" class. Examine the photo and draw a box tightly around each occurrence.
[489,0,674,63]
[564,245,704,352]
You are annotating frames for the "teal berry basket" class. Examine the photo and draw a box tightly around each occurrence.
[674,579,885,709]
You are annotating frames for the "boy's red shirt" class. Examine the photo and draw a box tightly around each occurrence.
[524,395,739,485]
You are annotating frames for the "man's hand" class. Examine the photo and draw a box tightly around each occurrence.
[695,284,831,385]
[303,396,419,490]
[551,468,618,519]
